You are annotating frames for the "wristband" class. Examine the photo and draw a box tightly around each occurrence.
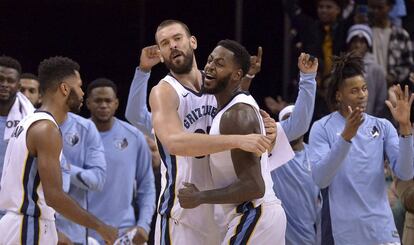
[245,73,255,79]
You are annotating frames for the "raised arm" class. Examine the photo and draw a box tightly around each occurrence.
[149,82,271,156]
[125,45,161,136]
[240,47,262,91]
[178,104,265,208]
[280,53,317,141]
[69,122,106,191]
[384,85,414,180]
[26,120,117,244]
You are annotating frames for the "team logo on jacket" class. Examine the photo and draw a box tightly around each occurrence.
[114,137,128,150]
[64,132,80,146]
[365,125,380,138]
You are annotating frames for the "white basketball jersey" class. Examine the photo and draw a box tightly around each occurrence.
[209,92,279,228]
[156,74,218,228]
[0,111,60,221]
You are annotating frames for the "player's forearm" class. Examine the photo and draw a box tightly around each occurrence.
[136,203,154,234]
[240,76,253,91]
[69,164,106,191]
[46,190,105,231]
[311,137,351,188]
[135,181,156,233]
[165,133,241,157]
[125,68,153,136]
[281,72,316,141]
[393,136,414,180]
[199,179,264,205]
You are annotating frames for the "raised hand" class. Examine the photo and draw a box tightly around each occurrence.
[178,182,201,209]
[385,84,414,134]
[341,106,364,141]
[247,46,262,77]
[139,45,162,73]
[298,53,318,74]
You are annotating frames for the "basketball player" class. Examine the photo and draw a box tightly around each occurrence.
[0,56,117,244]
[309,52,413,244]
[178,40,317,244]
[0,56,35,219]
[86,78,156,244]
[20,73,42,107]
[149,20,271,245]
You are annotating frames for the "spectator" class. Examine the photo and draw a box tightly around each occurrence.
[368,0,413,85]
[284,0,353,76]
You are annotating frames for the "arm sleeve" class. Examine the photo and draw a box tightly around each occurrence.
[69,124,107,191]
[309,121,352,188]
[280,72,317,141]
[125,68,153,136]
[60,154,71,193]
[134,135,156,234]
[384,120,414,180]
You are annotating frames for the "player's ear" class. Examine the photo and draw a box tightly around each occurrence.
[86,97,91,110]
[336,91,342,103]
[59,82,70,97]
[190,36,197,50]
[114,98,119,111]
[232,69,243,81]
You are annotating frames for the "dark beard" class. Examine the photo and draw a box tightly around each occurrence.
[66,90,82,113]
[202,75,230,95]
[164,50,194,74]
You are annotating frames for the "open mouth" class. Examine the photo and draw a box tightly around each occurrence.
[171,50,183,61]
[204,73,216,85]
[205,74,215,80]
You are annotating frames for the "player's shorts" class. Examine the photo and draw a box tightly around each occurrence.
[154,213,220,245]
[222,200,286,245]
[0,212,57,245]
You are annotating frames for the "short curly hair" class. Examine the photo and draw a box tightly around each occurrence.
[87,77,118,97]
[0,56,22,75]
[20,73,39,81]
[217,39,251,77]
[38,56,80,93]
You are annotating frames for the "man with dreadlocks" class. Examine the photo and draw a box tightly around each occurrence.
[308,51,414,244]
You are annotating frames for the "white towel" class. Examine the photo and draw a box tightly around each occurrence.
[267,122,295,171]
[4,92,35,140]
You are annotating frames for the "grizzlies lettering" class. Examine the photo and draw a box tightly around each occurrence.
[184,105,217,129]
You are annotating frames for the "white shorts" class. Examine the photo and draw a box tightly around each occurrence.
[0,212,57,245]
[154,214,220,245]
[222,201,286,245]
